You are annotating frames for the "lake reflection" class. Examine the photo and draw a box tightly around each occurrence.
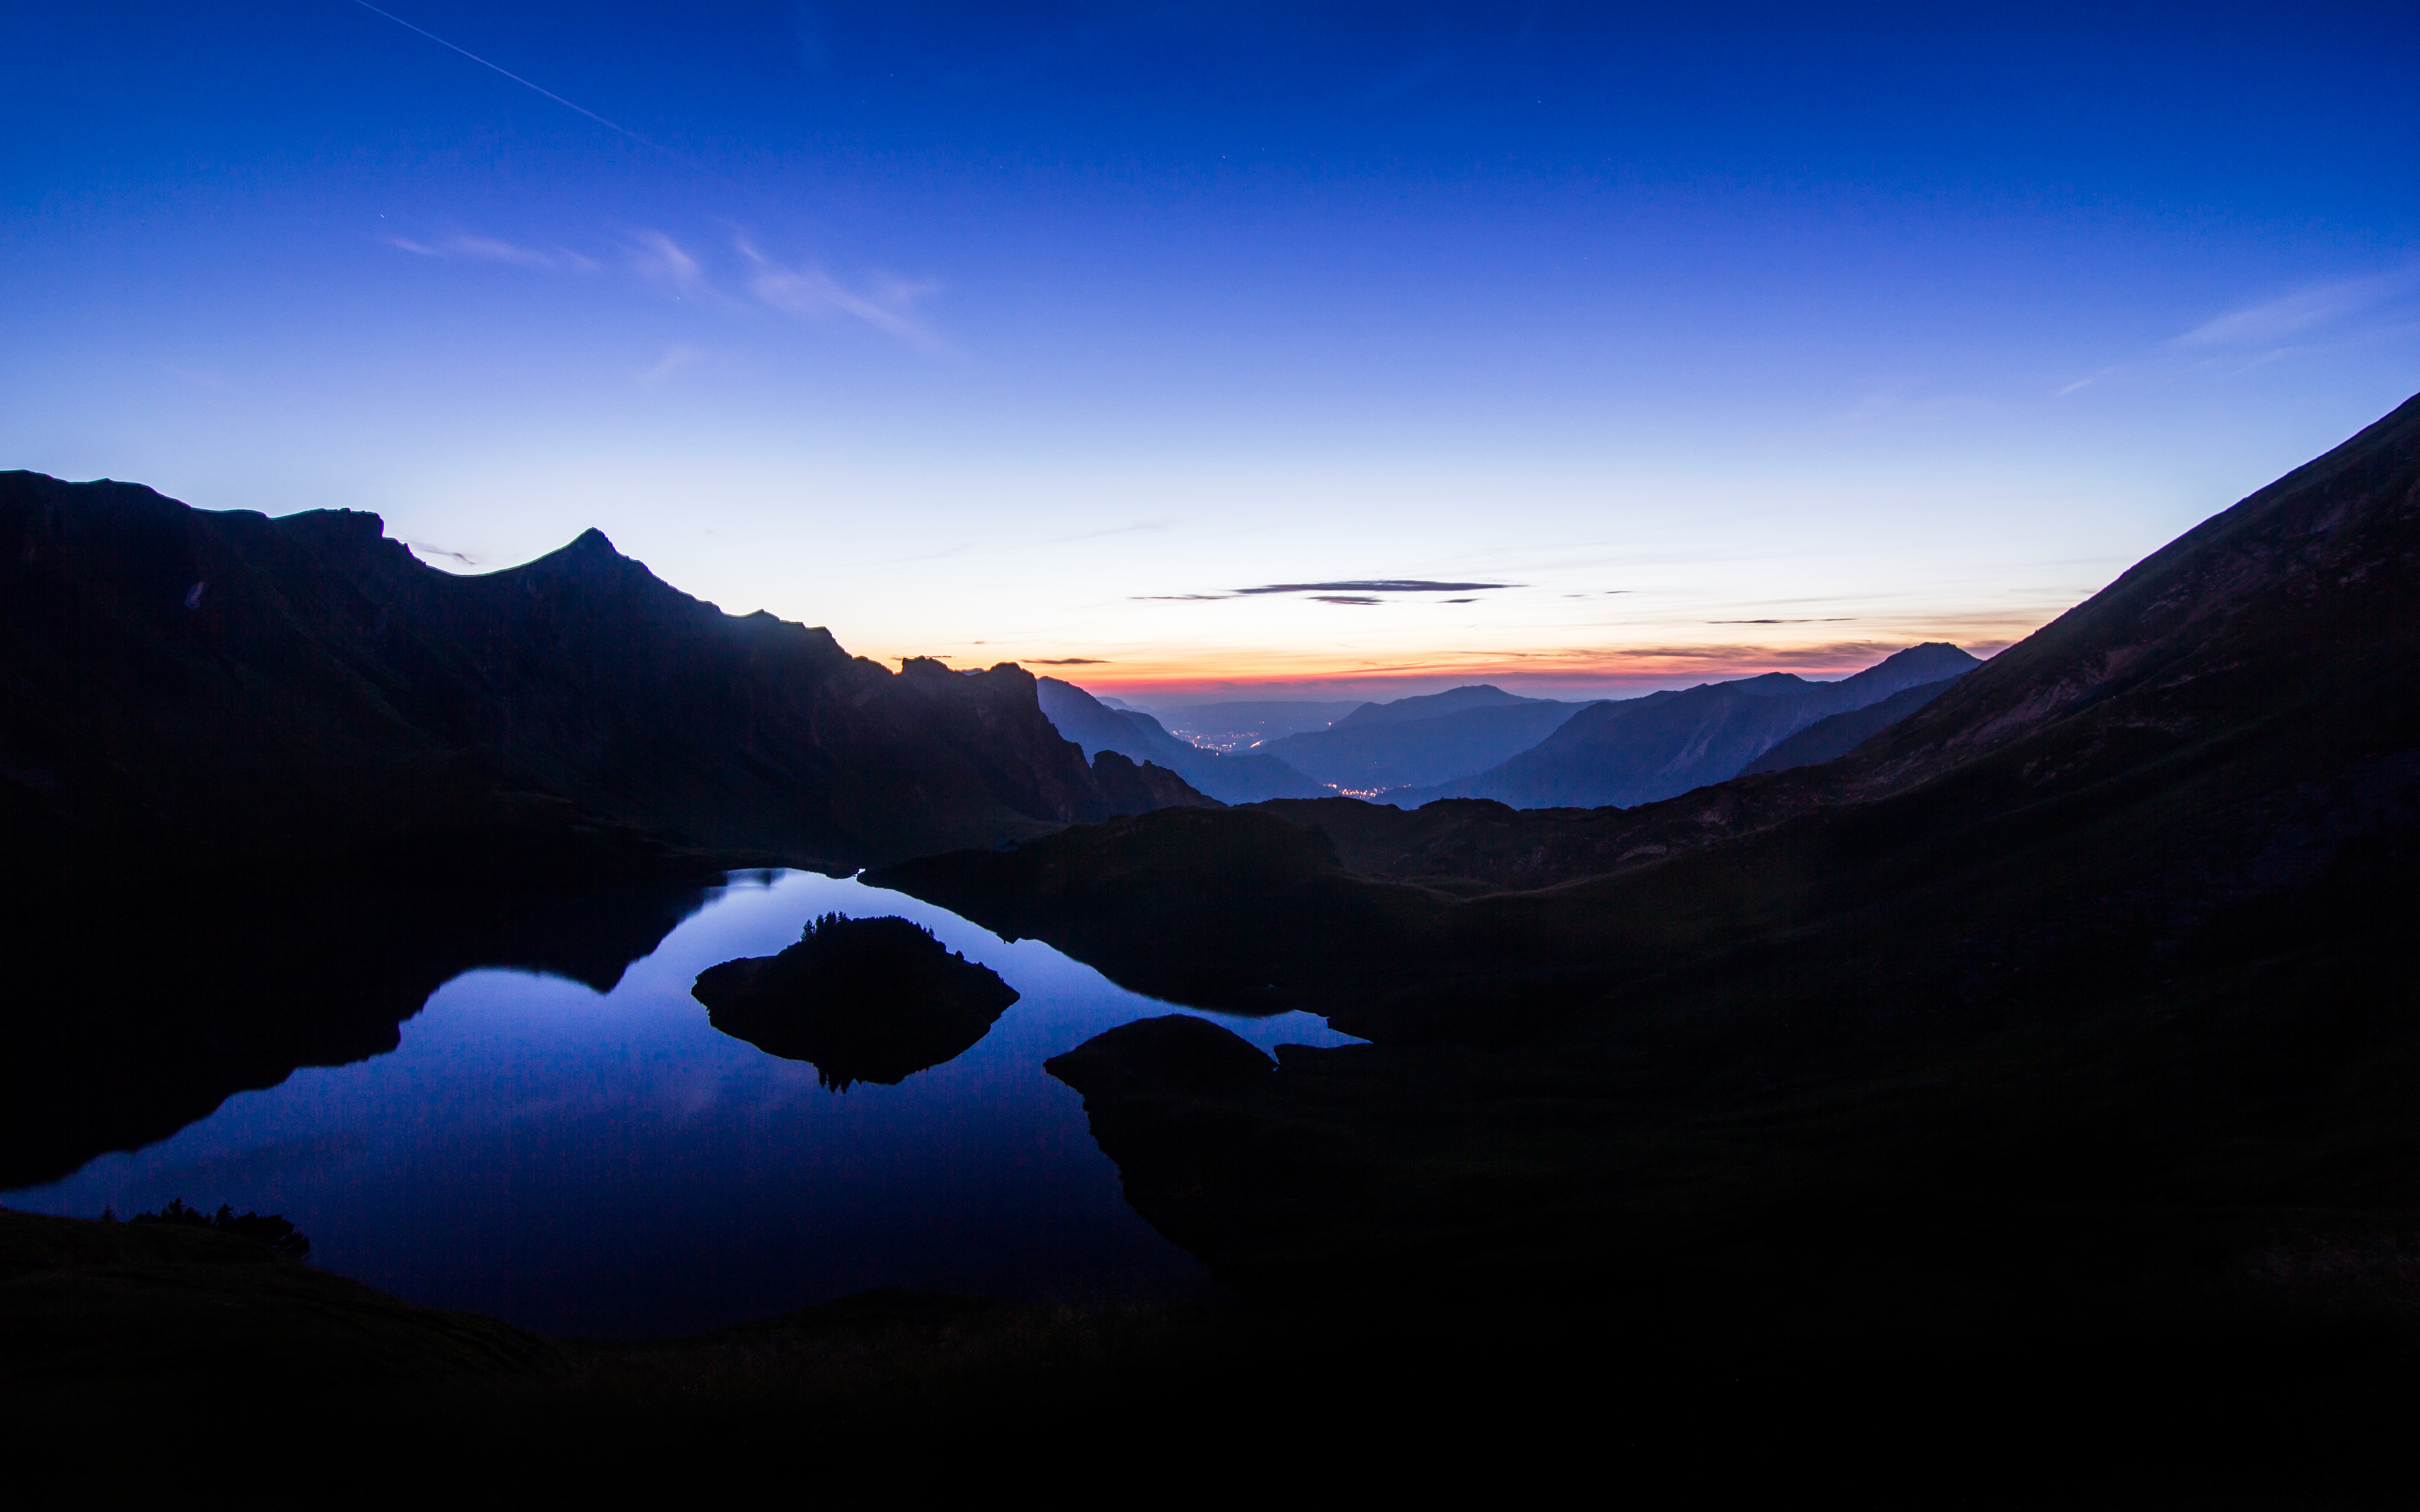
[1,870,1359,1339]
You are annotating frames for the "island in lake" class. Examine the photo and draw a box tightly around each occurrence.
[691,914,1020,1090]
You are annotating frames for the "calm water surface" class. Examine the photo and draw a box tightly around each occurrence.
[3,870,1358,1338]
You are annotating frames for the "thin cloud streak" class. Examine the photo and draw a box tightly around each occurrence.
[2175,270,2418,350]
[388,234,595,271]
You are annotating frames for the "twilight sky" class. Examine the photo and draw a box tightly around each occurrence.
[7,2,2416,698]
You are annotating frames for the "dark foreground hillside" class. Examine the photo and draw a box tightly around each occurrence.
[867,392,2420,1491]
[4,1204,2410,1501]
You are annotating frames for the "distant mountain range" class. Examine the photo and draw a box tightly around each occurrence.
[1035,679,1327,803]
[1401,643,1981,808]
[1056,653,1985,808]
[1259,686,1591,791]
[0,472,1209,883]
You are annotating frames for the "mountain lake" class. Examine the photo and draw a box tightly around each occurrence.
[1,869,1361,1339]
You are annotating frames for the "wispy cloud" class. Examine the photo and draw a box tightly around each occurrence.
[1828,387,1981,433]
[2060,266,2419,396]
[626,230,717,301]
[388,234,596,272]
[2174,270,2417,350]
[638,343,704,384]
[737,238,943,348]
[1028,658,1109,665]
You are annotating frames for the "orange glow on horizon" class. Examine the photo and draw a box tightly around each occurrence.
[871,626,2036,701]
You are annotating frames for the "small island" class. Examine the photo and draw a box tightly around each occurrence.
[691,914,1020,1090]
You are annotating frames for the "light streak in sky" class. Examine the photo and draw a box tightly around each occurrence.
[349,1,657,147]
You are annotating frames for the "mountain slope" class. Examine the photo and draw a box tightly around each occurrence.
[1417,642,1979,808]
[0,472,1205,880]
[872,392,2420,1322]
[1035,677,1324,802]
[1737,672,1967,775]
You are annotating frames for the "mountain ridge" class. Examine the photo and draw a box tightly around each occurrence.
[0,472,1210,881]
[1400,641,1981,808]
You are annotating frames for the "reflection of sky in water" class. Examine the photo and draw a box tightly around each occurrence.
[3,871,1359,1339]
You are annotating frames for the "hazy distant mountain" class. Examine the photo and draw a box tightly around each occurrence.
[1409,644,1981,808]
[1037,678,1327,802]
[1332,684,1550,730]
[1736,673,1968,776]
[1144,699,1366,750]
[0,472,1209,881]
[1261,686,1591,792]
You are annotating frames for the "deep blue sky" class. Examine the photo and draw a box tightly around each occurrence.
[8,2,2416,694]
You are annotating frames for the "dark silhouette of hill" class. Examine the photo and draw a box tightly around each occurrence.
[0,472,1207,883]
[1404,643,1979,808]
[1259,687,1591,791]
[1736,672,1968,775]
[1035,677,1322,801]
[691,913,1018,1090]
[871,393,2420,1343]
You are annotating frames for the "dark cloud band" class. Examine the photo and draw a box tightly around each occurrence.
[1235,580,1514,595]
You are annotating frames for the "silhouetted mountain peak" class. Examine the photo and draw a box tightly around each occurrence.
[514,526,642,576]
[1334,684,1547,731]
[1724,672,1811,697]
[1834,641,1981,696]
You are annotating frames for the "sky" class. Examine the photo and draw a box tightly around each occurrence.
[6,2,2416,700]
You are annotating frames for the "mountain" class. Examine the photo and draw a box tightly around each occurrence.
[0,472,1207,883]
[1736,672,1967,775]
[1036,677,1325,802]
[1330,683,1548,730]
[870,392,2420,1339]
[1146,699,1366,748]
[1409,643,1980,808]
[1260,692,1593,792]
